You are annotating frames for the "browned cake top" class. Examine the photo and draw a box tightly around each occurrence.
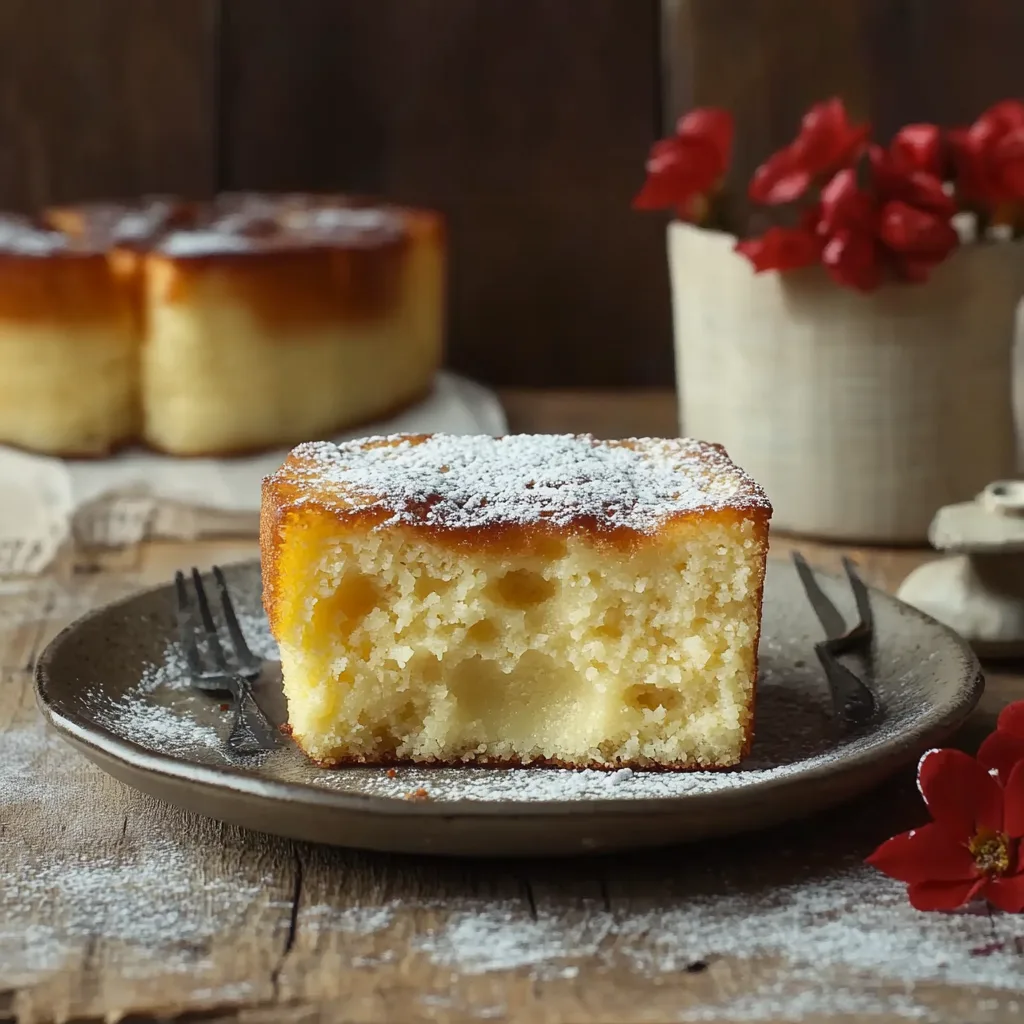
[40,193,413,261]
[154,194,409,260]
[269,433,771,535]
[44,196,201,248]
[0,214,97,258]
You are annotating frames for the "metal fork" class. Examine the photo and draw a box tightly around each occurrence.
[792,552,878,728]
[175,566,276,755]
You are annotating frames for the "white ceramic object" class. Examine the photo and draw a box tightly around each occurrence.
[669,222,1024,543]
[898,480,1024,658]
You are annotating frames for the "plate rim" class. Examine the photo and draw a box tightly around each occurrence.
[34,557,985,820]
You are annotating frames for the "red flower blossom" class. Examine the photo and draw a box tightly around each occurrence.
[749,98,870,205]
[888,124,944,177]
[879,200,959,283]
[734,226,821,273]
[949,99,1024,206]
[633,108,734,221]
[818,168,877,235]
[812,170,883,291]
[870,143,956,219]
[821,228,882,292]
[867,748,1024,912]
[980,701,1024,784]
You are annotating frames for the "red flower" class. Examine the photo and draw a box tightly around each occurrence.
[734,226,821,273]
[879,200,959,283]
[633,109,734,220]
[867,748,1024,912]
[813,170,883,292]
[870,143,956,219]
[980,701,1024,784]
[822,228,882,292]
[750,98,870,205]
[818,168,877,235]
[949,99,1024,206]
[888,124,943,177]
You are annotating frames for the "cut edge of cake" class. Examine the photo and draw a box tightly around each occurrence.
[261,433,772,772]
[0,196,446,458]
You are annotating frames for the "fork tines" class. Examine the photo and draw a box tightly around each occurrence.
[175,565,274,755]
[175,566,260,684]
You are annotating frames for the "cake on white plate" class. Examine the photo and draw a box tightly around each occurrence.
[0,193,445,457]
[261,432,772,770]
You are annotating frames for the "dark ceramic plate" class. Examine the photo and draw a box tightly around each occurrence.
[35,558,982,857]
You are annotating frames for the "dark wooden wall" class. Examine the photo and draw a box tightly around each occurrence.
[1,0,1022,386]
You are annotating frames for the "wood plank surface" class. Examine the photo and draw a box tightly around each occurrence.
[3,391,1024,1024]
[0,0,217,210]
[218,0,671,388]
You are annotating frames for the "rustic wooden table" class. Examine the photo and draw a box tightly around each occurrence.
[3,391,1024,1024]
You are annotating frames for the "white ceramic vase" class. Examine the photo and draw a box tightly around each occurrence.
[668,221,1024,543]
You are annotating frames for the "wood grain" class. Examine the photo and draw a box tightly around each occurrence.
[3,3,1022,388]
[219,0,671,388]
[0,0,217,210]
[3,391,1024,1024]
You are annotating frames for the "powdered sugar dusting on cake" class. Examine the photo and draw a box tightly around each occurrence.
[280,433,770,533]
[0,217,68,257]
[157,230,256,257]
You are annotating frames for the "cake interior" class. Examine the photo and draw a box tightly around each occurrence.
[273,512,766,769]
[0,322,137,455]
[140,238,442,454]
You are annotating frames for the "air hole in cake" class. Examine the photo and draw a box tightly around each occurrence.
[370,724,398,751]
[466,618,499,644]
[648,627,674,649]
[448,651,586,752]
[413,572,452,599]
[490,569,556,609]
[309,573,381,639]
[626,683,682,713]
[407,654,443,686]
[596,606,627,639]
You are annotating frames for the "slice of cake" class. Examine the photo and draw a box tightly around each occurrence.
[141,199,445,455]
[261,433,772,770]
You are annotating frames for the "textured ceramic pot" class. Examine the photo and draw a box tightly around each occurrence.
[669,221,1024,543]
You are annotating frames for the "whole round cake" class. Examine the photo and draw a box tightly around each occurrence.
[0,193,445,456]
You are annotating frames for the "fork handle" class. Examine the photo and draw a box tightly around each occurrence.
[225,674,277,755]
[814,644,877,728]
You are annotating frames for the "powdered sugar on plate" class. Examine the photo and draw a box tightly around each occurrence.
[90,605,862,801]
[84,605,281,762]
[66,563,931,807]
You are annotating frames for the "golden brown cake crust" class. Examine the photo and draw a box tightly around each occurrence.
[39,193,443,331]
[3,194,442,334]
[303,748,749,772]
[260,432,772,642]
[1,192,445,458]
[0,214,136,325]
[42,192,437,258]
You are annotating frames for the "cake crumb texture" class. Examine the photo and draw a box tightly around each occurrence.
[262,433,771,770]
